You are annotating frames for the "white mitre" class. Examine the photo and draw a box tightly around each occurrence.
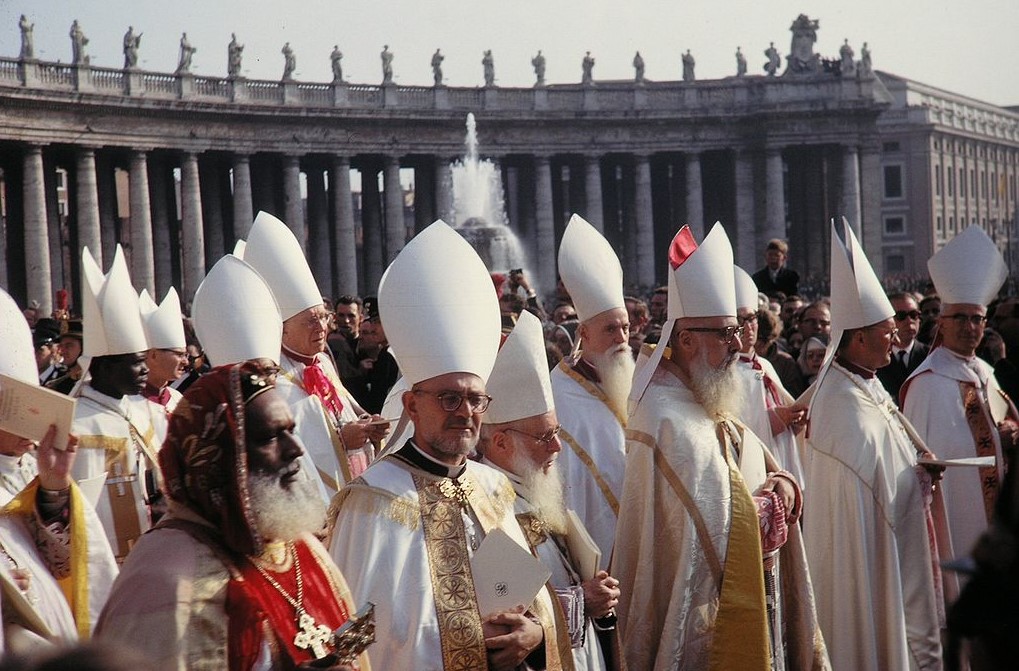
[484,311,554,425]
[558,214,625,324]
[630,222,736,406]
[928,225,1007,306]
[192,255,282,367]
[139,288,186,350]
[81,245,148,358]
[379,220,501,386]
[734,265,759,312]
[242,211,322,321]
[0,288,38,385]
[807,217,895,412]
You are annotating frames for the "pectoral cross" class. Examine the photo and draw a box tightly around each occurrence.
[293,611,332,659]
[107,462,137,496]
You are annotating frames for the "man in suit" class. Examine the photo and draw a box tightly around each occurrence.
[877,292,929,405]
[752,238,800,299]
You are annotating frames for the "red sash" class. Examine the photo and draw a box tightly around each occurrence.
[303,361,345,418]
[228,541,349,670]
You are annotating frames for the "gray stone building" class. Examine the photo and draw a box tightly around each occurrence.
[0,17,1016,315]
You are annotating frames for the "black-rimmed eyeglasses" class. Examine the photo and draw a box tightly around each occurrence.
[412,390,492,414]
[684,325,745,345]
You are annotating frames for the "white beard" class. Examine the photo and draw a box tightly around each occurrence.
[688,348,745,420]
[247,471,327,542]
[512,452,569,536]
[588,346,636,420]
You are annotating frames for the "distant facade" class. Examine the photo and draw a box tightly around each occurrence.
[875,73,1019,279]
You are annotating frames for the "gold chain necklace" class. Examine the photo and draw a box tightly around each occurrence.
[250,541,332,659]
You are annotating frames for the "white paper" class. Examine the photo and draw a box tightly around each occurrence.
[77,474,107,509]
[566,509,602,579]
[919,456,996,468]
[0,374,75,450]
[469,528,551,616]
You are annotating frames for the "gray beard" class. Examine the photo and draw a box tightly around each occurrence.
[587,346,636,420]
[688,348,745,419]
[247,471,327,542]
[512,452,569,536]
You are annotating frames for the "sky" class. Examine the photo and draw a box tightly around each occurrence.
[2,0,1018,108]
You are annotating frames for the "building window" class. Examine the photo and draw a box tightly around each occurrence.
[886,254,905,273]
[949,215,955,232]
[960,168,967,198]
[884,216,906,236]
[936,215,943,233]
[883,165,904,199]
[948,169,955,197]
[883,141,901,152]
[935,165,942,196]
[971,169,977,195]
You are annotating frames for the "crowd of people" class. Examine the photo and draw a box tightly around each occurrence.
[1,210,1018,670]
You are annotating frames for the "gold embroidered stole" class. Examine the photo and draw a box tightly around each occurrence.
[4,479,92,638]
[516,513,578,671]
[78,434,143,560]
[558,360,627,427]
[559,431,619,517]
[959,382,1001,522]
[708,422,770,671]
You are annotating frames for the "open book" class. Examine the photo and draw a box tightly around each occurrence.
[0,373,75,451]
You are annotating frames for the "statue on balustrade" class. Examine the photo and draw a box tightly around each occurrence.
[735,46,747,77]
[859,42,873,77]
[531,50,546,87]
[123,26,142,69]
[581,51,595,85]
[839,39,856,76]
[227,33,243,78]
[381,45,393,84]
[431,48,444,86]
[70,20,89,66]
[764,41,780,76]
[331,45,344,82]
[282,42,296,81]
[682,49,695,82]
[19,14,34,60]
[482,50,495,87]
[176,33,196,74]
[786,14,821,75]
[633,51,645,84]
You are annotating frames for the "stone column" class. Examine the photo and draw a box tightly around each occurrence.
[76,147,103,267]
[306,167,332,295]
[841,144,862,231]
[129,150,155,295]
[734,149,756,268]
[361,167,384,292]
[282,154,306,251]
[765,148,786,244]
[148,156,173,297]
[435,156,453,224]
[584,154,605,232]
[23,145,52,315]
[634,154,655,288]
[232,153,254,240]
[43,155,64,295]
[331,156,357,296]
[860,143,883,274]
[200,158,225,267]
[180,152,205,304]
[534,156,556,296]
[685,152,704,240]
[383,156,405,263]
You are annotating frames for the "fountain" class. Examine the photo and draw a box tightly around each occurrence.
[450,113,532,285]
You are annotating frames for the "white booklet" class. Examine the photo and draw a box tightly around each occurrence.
[0,374,75,451]
[566,509,602,580]
[470,528,551,617]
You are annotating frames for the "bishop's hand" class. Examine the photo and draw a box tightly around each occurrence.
[482,605,544,671]
[37,424,77,491]
[582,570,620,619]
